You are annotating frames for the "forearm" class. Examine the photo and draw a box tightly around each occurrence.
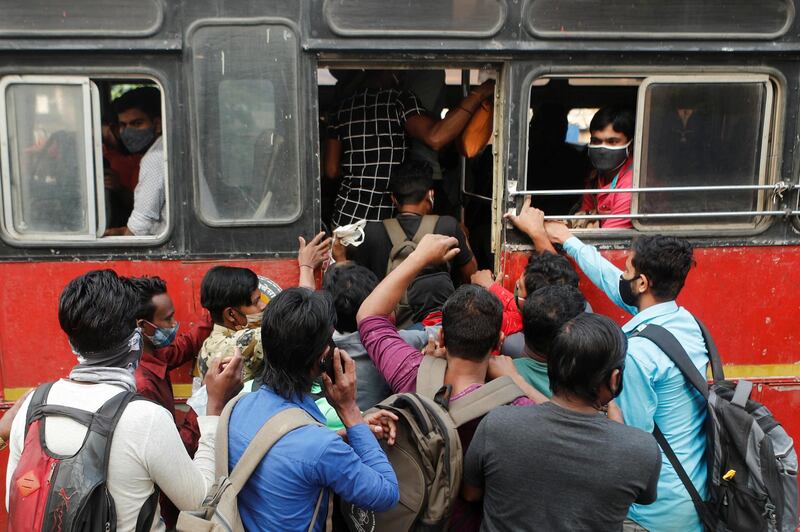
[562,237,635,313]
[529,231,557,255]
[357,253,427,321]
[298,264,316,289]
[425,91,484,150]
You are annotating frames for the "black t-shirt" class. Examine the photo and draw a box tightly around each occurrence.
[348,213,473,281]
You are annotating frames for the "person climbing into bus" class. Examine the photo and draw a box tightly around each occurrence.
[324,70,495,226]
[574,107,635,229]
[104,86,166,237]
[462,313,661,531]
[545,222,708,532]
[5,269,243,530]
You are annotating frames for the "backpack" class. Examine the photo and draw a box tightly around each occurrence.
[383,215,440,328]
[176,393,329,532]
[8,382,159,532]
[339,356,525,532]
[634,320,799,532]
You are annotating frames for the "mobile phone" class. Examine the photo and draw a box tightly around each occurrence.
[321,337,342,383]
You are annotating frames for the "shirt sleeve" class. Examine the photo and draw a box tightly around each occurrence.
[157,311,213,371]
[463,414,489,489]
[178,408,201,457]
[313,423,399,511]
[127,139,165,236]
[488,284,523,336]
[615,348,659,434]
[359,315,423,394]
[396,90,426,124]
[562,236,638,315]
[635,438,662,505]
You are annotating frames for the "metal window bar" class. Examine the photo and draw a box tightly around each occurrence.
[540,210,799,221]
[510,182,796,196]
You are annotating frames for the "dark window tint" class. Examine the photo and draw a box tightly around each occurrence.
[525,0,793,39]
[0,0,162,36]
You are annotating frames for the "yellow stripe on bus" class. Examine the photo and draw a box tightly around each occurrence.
[2,365,798,401]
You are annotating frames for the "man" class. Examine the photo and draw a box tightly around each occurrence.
[325,70,494,226]
[348,159,477,283]
[357,233,546,531]
[198,265,266,382]
[5,270,242,530]
[515,285,586,397]
[577,107,635,229]
[546,222,708,531]
[104,86,166,236]
[463,313,661,531]
[227,288,400,530]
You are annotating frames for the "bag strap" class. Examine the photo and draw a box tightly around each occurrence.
[634,324,709,399]
[228,407,321,493]
[694,318,725,383]
[447,376,524,427]
[383,218,409,249]
[416,356,447,398]
[412,215,439,244]
[214,392,247,479]
[24,382,54,437]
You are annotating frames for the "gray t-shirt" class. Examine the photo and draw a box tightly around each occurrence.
[464,402,661,532]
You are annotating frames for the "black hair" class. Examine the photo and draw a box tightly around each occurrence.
[631,235,695,301]
[589,107,635,141]
[58,269,139,354]
[522,285,586,357]
[200,266,259,324]
[113,86,162,120]
[260,288,337,399]
[548,313,627,404]
[523,252,580,296]
[321,263,377,334]
[129,276,168,322]
[388,159,434,205]
[441,285,502,361]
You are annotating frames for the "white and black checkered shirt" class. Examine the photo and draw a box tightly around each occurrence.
[328,88,425,226]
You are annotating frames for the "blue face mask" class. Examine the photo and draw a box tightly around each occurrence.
[145,322,179,349]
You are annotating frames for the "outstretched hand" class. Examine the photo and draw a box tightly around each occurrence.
[504,196,545,238]
[298,231,333,270]
[410,234,460,267]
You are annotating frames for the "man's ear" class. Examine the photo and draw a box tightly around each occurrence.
[637,273,650,295]
[390,194,399,208]
[223,307,237,325]
[136,319,151,335]
[609,368,622,396]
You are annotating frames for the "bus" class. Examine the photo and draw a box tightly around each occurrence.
[0,0,799,524]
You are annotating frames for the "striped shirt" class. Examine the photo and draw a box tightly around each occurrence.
[127,136,166,236]
[328,88,425,226]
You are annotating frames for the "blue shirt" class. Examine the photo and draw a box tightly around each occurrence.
[564,237,709,532]
[228,386,399,531]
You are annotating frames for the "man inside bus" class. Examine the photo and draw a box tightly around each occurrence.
[324,70,495,227]
[545,222,708,532]
[575,107,635,229]
[104,86,165,237]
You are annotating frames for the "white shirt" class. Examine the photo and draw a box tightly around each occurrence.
[127,136,166,236]
[6,380,217,531]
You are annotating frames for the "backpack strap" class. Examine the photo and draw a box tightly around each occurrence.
[416,356,447,398]
[731,379,754,408]
[446,376,525,427]
[694,318,725,383]
[411,215,439,243]
[215,392,247,479]
[634,323,709,398]
[24,382,55,438]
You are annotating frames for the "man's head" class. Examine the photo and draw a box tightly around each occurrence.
[261,287,337,399]
[518,252,580,299]
[129,276,178,350]
[441,285,502,362]
[588,107,634,173]
[522,285,586,358]
[200,266,265,330]
[59,269,139,359]
[322,263,377,334]
[113,86,162,154]
[548,313,627,406]
[621,235,695,308]
[389,159,435,211]
[408,270,455,324]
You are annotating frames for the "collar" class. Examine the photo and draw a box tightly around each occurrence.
[259,385,327,425]
[137,351,168,379]
[212,323,235,337]
[623,300,680,334]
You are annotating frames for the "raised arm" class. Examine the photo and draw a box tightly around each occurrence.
[503,196,557,255]
[297,231,332,290]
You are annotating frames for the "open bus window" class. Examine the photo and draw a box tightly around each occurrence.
[190,23,301,226]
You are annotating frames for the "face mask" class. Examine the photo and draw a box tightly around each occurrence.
[145,322,179,349]
[120,126,155,153]
[245,311,263,329]
[618,273,641,307]
[588,141,630,172]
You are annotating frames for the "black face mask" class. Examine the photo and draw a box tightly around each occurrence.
[588,143,630,172]
[618,274,641,307]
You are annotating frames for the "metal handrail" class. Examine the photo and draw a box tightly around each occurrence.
[540,210,798,221]
[510,182,795,197]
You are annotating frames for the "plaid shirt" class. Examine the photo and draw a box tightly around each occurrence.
[328,88,425,226]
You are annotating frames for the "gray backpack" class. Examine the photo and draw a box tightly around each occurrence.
[340,356,524,532]
[176,394,329,532]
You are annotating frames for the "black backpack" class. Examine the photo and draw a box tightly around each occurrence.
[635,321,798,532]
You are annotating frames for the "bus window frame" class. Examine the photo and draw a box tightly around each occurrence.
[0,73,172,247]
[515,68,786,241]
[186,17,305,228]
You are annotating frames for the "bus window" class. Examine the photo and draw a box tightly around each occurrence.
[0,76,100,241]
[633,75,775,231]
[190,22,301,226]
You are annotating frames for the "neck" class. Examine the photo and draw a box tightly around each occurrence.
[551,393,600,415]
[443,355,489,396]
[636,293,663,312]
[524,346,547,363]
[397,203,428,216]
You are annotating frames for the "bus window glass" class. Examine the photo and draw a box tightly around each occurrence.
[1,82,93,237]
[525,0,793,39]
[323,0,506,37]
[191,24,301,225]
[0,0,162,37]
[635,79,772,229]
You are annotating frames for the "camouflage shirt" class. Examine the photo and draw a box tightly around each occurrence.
[196,324,264,382]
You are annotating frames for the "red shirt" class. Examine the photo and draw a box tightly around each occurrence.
[580,157,634,229]
[489,283,523,336]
